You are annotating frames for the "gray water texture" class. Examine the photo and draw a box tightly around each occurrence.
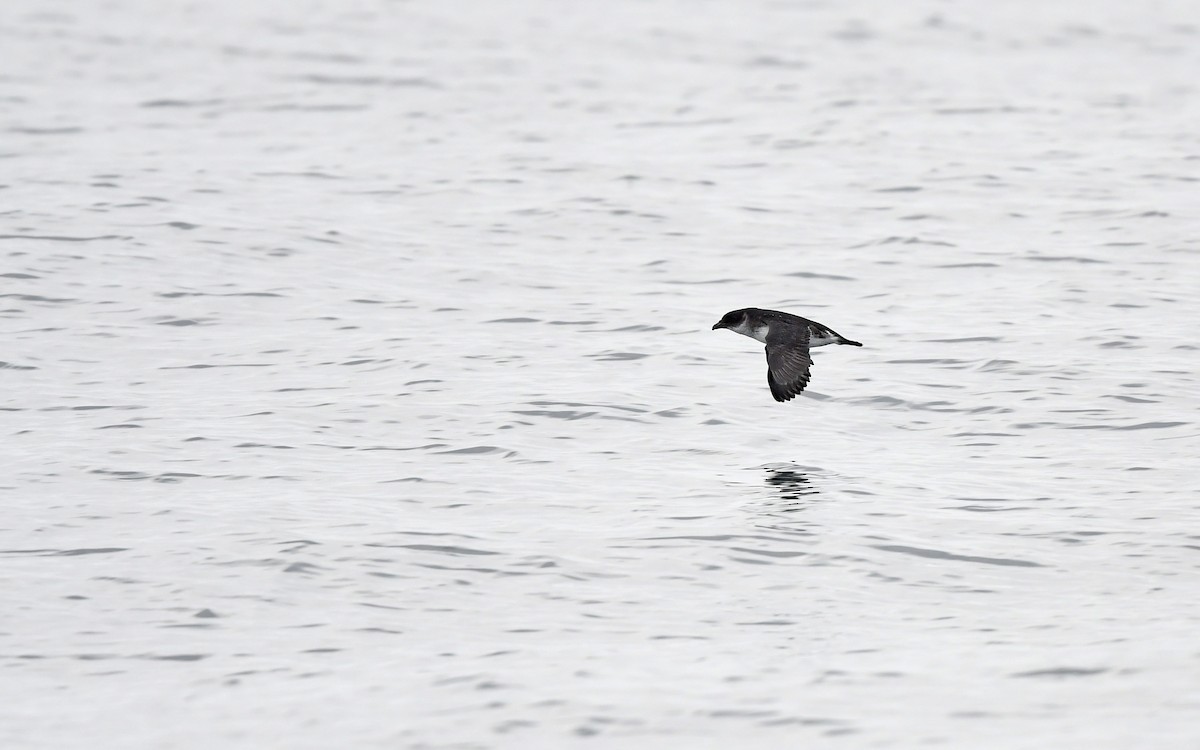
[2,0,1199,747]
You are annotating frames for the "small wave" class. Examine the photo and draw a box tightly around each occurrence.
[873,545,1044,568]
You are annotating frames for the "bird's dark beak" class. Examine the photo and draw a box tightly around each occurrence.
[712,322,723,330]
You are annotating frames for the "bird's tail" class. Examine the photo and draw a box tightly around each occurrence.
[839,338,863,347]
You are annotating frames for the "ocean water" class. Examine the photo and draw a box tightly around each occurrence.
[2,0,1198,747]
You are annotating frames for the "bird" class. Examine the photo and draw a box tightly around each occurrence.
[712,308,862,402]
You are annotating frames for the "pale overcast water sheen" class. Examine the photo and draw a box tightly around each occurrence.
[2,0,1199,747]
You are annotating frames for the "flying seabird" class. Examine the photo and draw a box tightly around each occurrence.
[712,307,862,402]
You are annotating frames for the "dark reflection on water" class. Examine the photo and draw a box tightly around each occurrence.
[749,466,826,537]
[765,467,819,504]
[740,465,824,532]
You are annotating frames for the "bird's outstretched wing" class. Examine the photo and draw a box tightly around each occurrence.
[765,325,813,402]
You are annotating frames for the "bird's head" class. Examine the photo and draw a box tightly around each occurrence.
[712,309,748,331]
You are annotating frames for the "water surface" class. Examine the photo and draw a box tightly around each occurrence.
[2,0,1199,747]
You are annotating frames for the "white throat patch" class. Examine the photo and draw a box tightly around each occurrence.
[731,321,770,343]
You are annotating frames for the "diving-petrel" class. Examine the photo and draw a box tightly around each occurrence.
[712,308,862,402]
